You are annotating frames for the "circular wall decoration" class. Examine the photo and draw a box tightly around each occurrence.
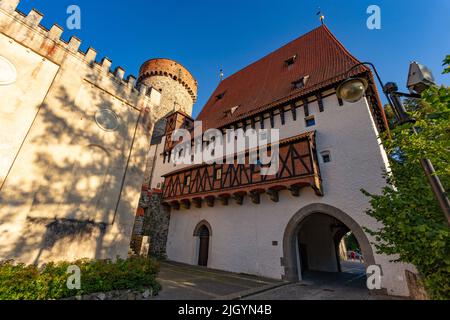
[0,56,17,86]
[95,109,119,132]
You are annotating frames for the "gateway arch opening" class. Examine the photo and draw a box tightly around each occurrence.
[295,213,367,286]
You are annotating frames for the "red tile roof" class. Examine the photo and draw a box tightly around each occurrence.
[197,25,376,130]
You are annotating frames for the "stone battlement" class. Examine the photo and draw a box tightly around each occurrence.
[139,58,198,103]
[0,0,155,103]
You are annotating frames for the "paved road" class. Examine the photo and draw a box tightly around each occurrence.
[154,260,402,300]
[153,261,284,300]
[246,261,401,300]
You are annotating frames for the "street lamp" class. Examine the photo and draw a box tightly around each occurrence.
[337,62,450,226]
[336,78,368,103]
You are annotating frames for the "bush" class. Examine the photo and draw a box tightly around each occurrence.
[0,257,161,300]
[363,57,450,300]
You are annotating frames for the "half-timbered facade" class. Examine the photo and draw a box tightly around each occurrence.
[145,25,415,297]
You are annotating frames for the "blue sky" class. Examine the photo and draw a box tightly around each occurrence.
[18,0,450,118]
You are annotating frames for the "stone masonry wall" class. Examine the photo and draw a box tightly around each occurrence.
[0,0,162,265]
[134,188,170,259]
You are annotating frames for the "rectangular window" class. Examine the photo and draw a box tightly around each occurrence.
[215,168,222,180]
[321,151,331,163]
[184,176,191,186]
[305,116,316,127]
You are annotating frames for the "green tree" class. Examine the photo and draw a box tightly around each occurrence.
[443,55,450,74]
[344,233,360,252]
[363,57,450,299]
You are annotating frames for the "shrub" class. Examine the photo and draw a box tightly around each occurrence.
[0,257,161,300]
[363,57,450,300]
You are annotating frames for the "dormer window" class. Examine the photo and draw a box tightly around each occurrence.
[224,105,240,118]
[292,75,310,90]
[231,105,239,115]
[216,92,226,100]
[285,54,298,66]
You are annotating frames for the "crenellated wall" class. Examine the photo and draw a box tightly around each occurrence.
[0,0,165,264]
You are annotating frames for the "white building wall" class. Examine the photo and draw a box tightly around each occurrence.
[155,92,415,297]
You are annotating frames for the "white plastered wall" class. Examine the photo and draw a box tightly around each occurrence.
[159,93,415,297]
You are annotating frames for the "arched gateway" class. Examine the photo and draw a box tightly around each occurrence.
[282,204,375,282]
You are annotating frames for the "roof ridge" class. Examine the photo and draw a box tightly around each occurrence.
[321,24,368,71]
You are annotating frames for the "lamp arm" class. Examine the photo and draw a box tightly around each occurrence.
[346,62,400,120]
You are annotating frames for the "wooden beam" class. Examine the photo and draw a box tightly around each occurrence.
[303,99,310,117]
[260,114,265,129]
[205,196,215,207]
[233,193,244,205]
[267,189,279,203]
[290,185,301,197]
[317,93,324,112]
[180,199,191,209]
[219,195,230,206]
[192,198,202,208]
[170,201,180,210]
[251,117,256,130]
[249,191,261,204]
[270,111,275,128]
[280,107,286,125]
[291,104,297,121]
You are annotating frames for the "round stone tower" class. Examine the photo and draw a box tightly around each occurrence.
[138,58,198,118]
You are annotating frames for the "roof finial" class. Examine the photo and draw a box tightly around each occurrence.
[316,8,325,25]
[219,68,224,82]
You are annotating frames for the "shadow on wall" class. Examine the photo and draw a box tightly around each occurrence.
[0,67,152,265]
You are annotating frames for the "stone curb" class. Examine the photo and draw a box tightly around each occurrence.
[214,282,291,301]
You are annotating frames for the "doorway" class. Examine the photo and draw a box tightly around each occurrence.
[283,204,376,285]
[198,225,210,267]
[194,220,212,268]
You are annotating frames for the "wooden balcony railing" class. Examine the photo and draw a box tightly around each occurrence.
[162,131,323,209]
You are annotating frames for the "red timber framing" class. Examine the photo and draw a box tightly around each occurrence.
[162,131,323,209]
[163,110,194,154]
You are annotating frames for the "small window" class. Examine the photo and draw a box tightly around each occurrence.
[305,116,316,127]
[285,54,298,66]
[216,92,226,100]
[184,176,191,186]
[215,168,222,180]
[292,75,310,90]
[293,80,305,90]
[231,106,240,115]
[321,151,332,163]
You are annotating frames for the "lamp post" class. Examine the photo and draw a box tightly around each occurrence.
[336,62,450,226]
